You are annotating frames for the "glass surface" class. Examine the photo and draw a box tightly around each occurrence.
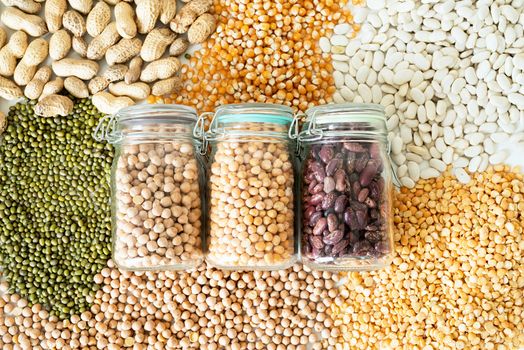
[205,105,297,270]
[109,105,205,271]
[298,103,394,271]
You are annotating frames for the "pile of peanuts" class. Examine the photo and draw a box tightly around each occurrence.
[113,140,203,270]
[207,124,295,268]
[0,261,342,350]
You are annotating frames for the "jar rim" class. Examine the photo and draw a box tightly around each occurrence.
[115,104,198,124]
[214,103,293,125]
[304,103,385,125]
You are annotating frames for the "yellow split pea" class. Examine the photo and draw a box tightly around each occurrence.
[331,166,524,350]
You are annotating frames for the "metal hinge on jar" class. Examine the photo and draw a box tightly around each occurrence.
[193,112,214,156]
[93,114,122,143]
[289,111,323,158]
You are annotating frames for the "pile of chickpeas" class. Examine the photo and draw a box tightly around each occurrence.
[0,262,342,350]
[113,140,203,270]
[206,125,296,269]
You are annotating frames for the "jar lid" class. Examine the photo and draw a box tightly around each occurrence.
[214,103,293,125]
[116,104,198,125]
[304,103,385,125]
[297,103,387,139]
[93,104,198,143]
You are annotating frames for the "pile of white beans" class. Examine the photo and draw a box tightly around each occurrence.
[320,0,524,186]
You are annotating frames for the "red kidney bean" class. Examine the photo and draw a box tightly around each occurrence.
[310,193,324,205]
[310,235,324,250]
[352,181,361,200]
[357,188,369,202]
[332,239,350,255]
[323,230,343,245]
[321,192,337,210]
[369,143,380,159]
[307,179,318,192]
[346,153,356,173]
[319,145,334,163]
[365,230,383,243]
[343,208,356,227]
[301,140,392,265]
[311,183,324,194]
[309,211,323,227]
[327,213,338,232]
[351,240,371,255]
[325,158,339,176]
[344,142,366,152]
[323,176,335,193]
[312,163,326,182]
[304,206,316,219]
[334,195,347,213]
[354,153,369,172]
[355,210,368,229]
[334,169,346,192]
[360,160,379,186]
[313,217,327,236]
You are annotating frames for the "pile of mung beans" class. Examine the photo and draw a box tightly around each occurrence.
[0,98,113,319]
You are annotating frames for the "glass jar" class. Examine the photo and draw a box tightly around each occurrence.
[95,105,205,271]
[294,103,394,271]
[203,103,297,270]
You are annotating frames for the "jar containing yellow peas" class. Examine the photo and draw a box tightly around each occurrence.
[202,103,298,270]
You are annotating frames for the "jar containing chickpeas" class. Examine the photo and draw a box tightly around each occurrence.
[203,103,298,270]
[95,104,205,271]
[293,103,394,271]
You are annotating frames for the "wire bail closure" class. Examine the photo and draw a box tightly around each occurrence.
[289,112,305,156]
[93,114,122,143]
[193,112,214,155]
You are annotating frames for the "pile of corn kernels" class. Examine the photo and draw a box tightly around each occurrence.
[151,0,359,114]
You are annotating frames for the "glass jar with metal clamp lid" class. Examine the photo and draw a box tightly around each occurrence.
[290,103,395,271]
[200,103,298,270]
[94,104,206,271]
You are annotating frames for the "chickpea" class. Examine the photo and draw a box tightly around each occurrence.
[207,126,295,268]
[113,141,203,270]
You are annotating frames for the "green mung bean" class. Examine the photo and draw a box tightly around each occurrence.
[0,98,113,319]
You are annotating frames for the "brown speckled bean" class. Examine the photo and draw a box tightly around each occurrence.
[301,140,393,269]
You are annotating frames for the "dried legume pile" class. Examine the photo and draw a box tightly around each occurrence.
[323,0,524,187]
[0,98,113,319]
[152,0,359,113]
[0,261,342,350]
[331,166,524,349]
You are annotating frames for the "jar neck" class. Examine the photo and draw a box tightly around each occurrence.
[207,122,290,141]
[299,103,387,143]
[93,104,198,144]
[116,126,196,144]
[298,127,388,144]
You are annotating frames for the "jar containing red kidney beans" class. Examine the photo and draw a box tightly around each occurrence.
[292,103,394,271]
